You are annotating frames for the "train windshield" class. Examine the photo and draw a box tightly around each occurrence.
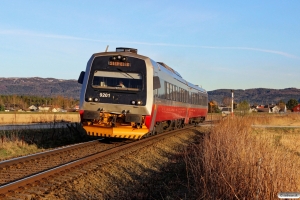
[92,70,143,91]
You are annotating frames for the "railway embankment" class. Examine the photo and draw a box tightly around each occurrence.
[0,126,205,199]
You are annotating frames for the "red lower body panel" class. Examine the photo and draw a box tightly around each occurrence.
[146,104,207,130]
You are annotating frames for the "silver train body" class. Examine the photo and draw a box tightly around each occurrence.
[78,47,208,139]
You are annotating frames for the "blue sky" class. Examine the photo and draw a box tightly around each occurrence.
[1,0,299,91]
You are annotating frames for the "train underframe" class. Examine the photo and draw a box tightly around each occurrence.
[81,111,205,139]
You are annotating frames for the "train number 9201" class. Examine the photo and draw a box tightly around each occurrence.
[100,93,110,98]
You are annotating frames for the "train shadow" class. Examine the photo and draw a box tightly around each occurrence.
[0,123,92,150]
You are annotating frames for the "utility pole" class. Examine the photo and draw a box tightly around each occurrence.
[209,101,214,127]
[231,90,234,116]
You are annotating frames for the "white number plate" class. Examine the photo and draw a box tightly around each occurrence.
[100,93,110,98]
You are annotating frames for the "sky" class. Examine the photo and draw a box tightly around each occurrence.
[0,0,299,91]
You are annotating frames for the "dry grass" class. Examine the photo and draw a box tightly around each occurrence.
[0,132,41,160]
[0,113,80,124]
[0,124,89,161]
[184,116,300,199]
[251,112,300,126]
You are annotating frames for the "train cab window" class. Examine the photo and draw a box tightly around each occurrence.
[92,70,143,91]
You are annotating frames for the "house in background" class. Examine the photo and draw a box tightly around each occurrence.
[51,107,62,112]
[292,104,300,112]
[271,105,280,113]
[250,106,257,112]
[28,105,37,111]
[256,105,271,113]
[38,106,50,112]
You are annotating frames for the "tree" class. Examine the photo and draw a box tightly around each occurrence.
[0,104,4,111]
[222,97,231,107]
[286,99,298,111]
[278,100,286,112]
[208,101,220,113]
[237,100,250,115]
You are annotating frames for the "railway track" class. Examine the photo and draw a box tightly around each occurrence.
[0,122,212,199]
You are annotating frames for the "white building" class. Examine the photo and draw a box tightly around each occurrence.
[28,105,37,111]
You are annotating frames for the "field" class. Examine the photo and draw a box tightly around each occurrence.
[185,113,300,199]
[1,112,300,198]
[0,112,80,124]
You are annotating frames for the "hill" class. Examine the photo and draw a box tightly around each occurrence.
[0,77,81,99]
[0,77,299,104]
[208,88,300,105]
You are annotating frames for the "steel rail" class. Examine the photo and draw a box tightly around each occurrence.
[0,139,103,170]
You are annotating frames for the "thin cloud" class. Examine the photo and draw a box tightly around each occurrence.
[0,29,298,59]
[199,46,299,59]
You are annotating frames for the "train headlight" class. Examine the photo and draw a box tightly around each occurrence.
[131,100,136,105]
[117,55,122,60]
[137,100,142,105]
[94,98,99,102]
[122,57,127,61]
[88,97,93,102]
[112,56,117,61]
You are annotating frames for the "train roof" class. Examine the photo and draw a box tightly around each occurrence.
[93,47,207,94]
[155,61,206,94]
[157,62,182,78]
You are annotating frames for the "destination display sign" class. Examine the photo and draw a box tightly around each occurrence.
[108,61,130,67]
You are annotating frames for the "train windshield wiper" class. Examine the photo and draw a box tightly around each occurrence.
[117,68,134,79]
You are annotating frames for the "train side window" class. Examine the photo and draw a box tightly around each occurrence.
[200,95,203,105]
[179,87,182,102]
[165,82,167,99]
[173,85,176,101]
[158,79,165,99]
[176,86,179,101]
[165,82,170,100]
[169,83,172,100]
[153,76,161,90]
[192,93,195,104]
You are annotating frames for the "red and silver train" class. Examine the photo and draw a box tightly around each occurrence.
[78,47,208,139]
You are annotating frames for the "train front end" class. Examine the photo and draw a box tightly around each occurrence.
[78,48,153,139]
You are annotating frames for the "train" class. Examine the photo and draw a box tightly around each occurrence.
[78,47,208,139]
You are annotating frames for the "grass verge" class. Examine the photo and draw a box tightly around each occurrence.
[184,116,300,199]
[0,123,90,161]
